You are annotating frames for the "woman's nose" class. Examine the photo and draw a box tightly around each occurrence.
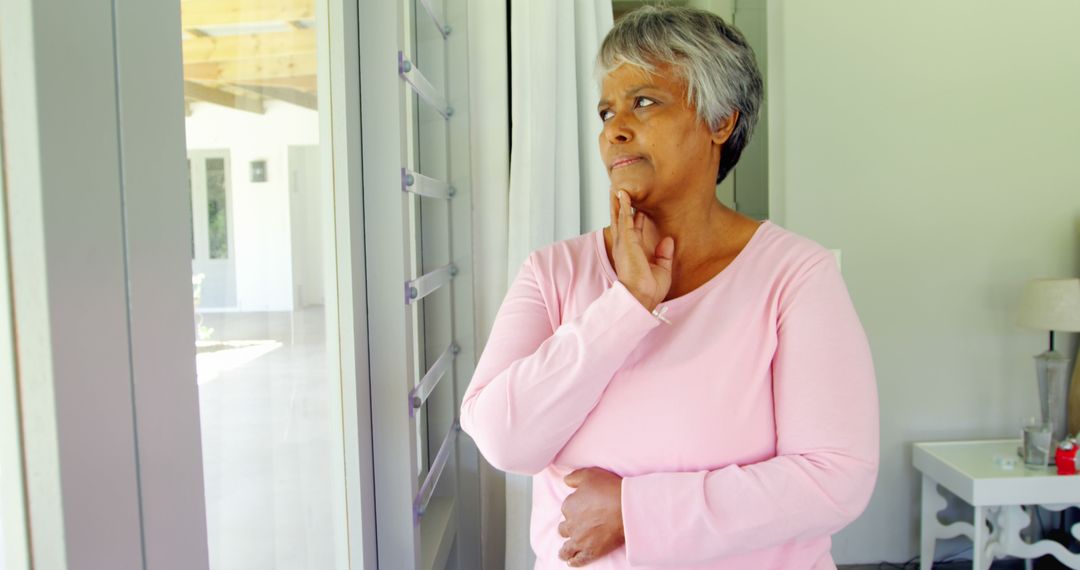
[603,115,633,144]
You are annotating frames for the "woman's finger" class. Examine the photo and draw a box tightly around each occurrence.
[568,549,594,567]
[618,191,635,242]
[609,189,619,244]
[558,540,579,562]
[557,520,571,538]
[654,236,675,273]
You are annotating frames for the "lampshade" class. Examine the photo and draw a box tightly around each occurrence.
[1017,278,1080,332]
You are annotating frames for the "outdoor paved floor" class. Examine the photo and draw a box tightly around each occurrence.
[197,307,345,570]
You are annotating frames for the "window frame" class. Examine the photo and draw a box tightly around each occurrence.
[0,0,484,566]
[0,0,376,567]
[0,57,30,570]
[0,0,148,566]
[357,0,482,567]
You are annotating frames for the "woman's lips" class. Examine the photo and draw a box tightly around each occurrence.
[611,157,643,170]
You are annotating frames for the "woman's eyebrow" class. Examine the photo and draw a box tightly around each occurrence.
[597,84,658,109]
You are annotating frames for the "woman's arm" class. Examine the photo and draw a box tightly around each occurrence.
[460,253,661,476]
[619,252,880,566]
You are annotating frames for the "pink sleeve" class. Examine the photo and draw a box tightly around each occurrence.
[460,254,661,475]
[620,252,880,566]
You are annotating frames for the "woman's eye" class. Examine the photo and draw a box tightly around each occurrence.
[599,98,654,121]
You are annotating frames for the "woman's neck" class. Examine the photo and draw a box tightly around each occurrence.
[636,194,738,268]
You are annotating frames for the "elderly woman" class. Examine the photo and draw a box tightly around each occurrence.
[460,6,878,569]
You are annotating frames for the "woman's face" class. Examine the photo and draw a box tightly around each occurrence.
[597,62,735,211]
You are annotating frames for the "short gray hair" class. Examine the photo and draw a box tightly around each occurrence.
[596,6,764,184]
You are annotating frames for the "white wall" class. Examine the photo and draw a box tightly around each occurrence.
[770,1,1080,564]
[288,145,326,308]
[186,102,320,311]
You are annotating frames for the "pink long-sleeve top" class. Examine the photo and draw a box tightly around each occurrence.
[460,220,879,569]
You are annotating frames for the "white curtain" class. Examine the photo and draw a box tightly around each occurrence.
[503,1,613,568]
[506,0,614,273]
[466,0,613,567]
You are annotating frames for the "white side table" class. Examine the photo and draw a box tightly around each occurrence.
[914,439,1080,570]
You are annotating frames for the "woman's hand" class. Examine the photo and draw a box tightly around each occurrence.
[558,467,625,567]
[609,189,674,312]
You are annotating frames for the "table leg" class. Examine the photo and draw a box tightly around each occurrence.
[1024,506,1034,570]
[1000,503,1080,569]
[920,475,938,570]
[973,506,989,570]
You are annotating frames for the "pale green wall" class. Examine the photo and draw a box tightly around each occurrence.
[686,0,733,18]
[770,1,1080,563]
[731,0,768,219]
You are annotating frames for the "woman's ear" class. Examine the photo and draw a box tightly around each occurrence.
[711,110,739,145]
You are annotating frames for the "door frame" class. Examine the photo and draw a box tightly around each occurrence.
[188,149,238,309]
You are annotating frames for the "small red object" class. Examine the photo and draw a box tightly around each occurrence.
[1055,439,1077,475]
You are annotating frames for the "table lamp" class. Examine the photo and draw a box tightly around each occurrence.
[1017,278,1080,454]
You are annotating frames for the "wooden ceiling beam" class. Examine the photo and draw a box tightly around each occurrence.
[184,53,316,83]
[229,74,317,92]
[182,29,315,64]
[181,0,314,29]
[183,81,265,114]
[234,84,317,110]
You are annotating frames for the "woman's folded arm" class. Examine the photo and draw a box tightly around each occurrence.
[460,254,660,475]
[620,252,880,565]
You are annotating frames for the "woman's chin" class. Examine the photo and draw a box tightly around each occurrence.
[608,175,650,197]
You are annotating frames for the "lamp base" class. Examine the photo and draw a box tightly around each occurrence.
[1034,350,1071,454]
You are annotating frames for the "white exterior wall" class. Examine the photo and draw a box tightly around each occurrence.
[185,102,319,311]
